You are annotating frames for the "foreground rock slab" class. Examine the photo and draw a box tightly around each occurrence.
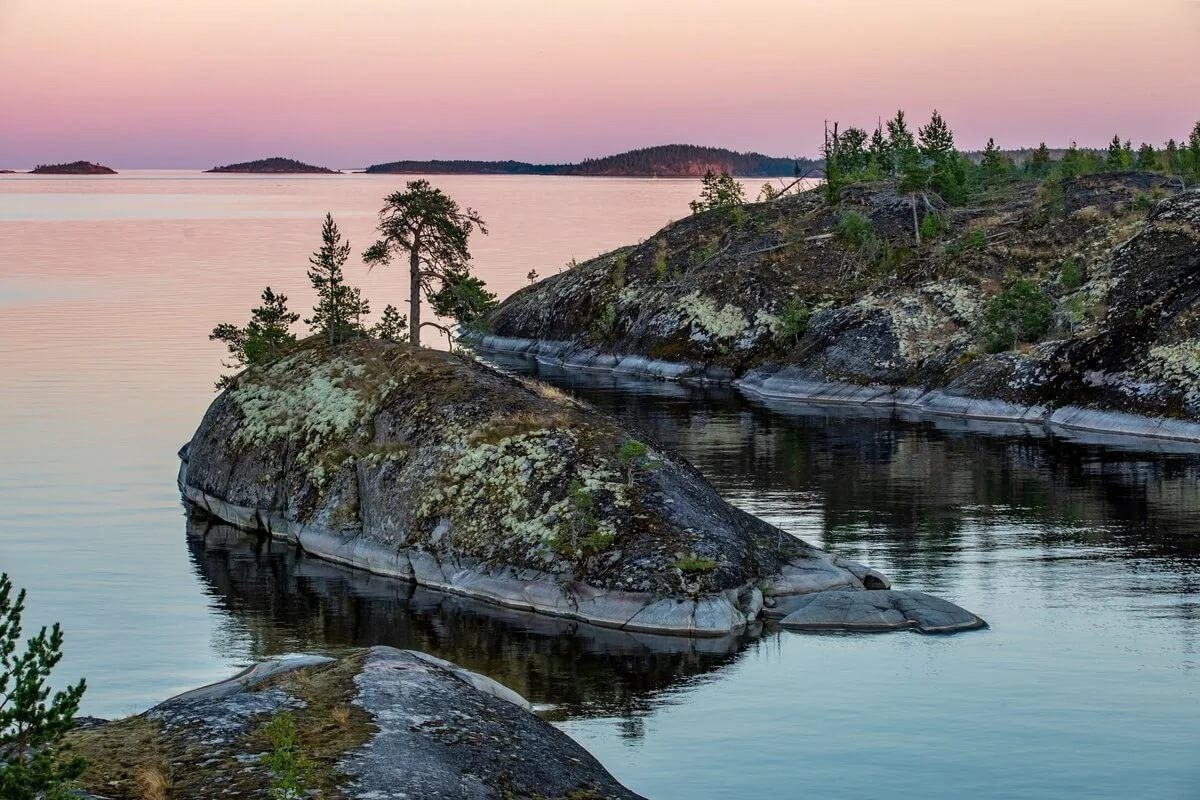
[182,341,983,636]
[770,589,986,633]
[72,646,646,799]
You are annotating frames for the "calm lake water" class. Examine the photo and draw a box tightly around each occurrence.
[2,172,1197,799]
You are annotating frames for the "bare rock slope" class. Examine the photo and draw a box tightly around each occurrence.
[473,176,1200,442]
[180,341,982,635]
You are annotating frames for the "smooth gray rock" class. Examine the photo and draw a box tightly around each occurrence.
[776,590,986,633]
[341,647,645,799]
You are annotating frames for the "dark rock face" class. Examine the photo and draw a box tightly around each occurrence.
[183,342,983,635]
[71,647,646,800]
[472,179,1200,443]
[28,160,116,174]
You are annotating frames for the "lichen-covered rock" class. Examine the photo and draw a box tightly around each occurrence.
[471,178,1200,443]
[70,647,646,799]
[182,341,981,635]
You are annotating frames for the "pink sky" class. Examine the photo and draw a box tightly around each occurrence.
[3,0,1198,168]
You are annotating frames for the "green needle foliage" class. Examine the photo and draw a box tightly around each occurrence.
[689,170,745,213]
[371,304,408,342]
[260,712,314,800]
[305,213,370,345]
[980,279,1054,353]
[1,573,86,800]
[362,180,489,346]
[210,287,299,389]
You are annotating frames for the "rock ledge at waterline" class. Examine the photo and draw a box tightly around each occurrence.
[71,647,646,799]
[179,341,983,636]
[470,178,1200,445]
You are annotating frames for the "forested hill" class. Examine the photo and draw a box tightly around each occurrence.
[364,145,811,177]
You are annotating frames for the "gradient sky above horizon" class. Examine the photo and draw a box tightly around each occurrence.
[3,0,1198,169]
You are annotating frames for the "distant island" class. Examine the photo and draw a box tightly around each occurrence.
[365,144,813,177]
[29,161,116,175]
[206,157,339,174]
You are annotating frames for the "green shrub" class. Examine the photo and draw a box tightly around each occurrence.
[919,212,945,240]
[653,239,670,281]
[594,302,617,338]
[260,712,314,800]
[673,556,718,573]
[964,227,987,250]
[837,211,875,249]
[979,279,1054,352]
[617,439,659,486]
[1059,259,1084,289]
[1133,192,1153,212]
[776,298,811,344]
[1,573,87,800]
[689,170,745,214]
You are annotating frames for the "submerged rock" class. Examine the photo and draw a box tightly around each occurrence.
[180,341,982,635]
[769,590,985,633]
[471,178,1200,444]
[70,646,646,799]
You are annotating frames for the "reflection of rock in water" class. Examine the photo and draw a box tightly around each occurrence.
[187,517,751,726]
[498,354,1200,586]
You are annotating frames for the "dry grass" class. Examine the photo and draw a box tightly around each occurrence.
[330,704,352,728]
[134,762,172,800]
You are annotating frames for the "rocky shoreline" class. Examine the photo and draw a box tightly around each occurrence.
[71,647,647,799]
[467,333,1200,444]
[179,340,983,637]
[473,176,1200,446]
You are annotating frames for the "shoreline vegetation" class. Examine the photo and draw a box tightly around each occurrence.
[474,111,1200,444]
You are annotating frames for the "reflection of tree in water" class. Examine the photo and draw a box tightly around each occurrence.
[186,518,752,732]
[502,357,1200,590]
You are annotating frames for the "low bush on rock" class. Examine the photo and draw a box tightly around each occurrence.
[979,279,1054,353]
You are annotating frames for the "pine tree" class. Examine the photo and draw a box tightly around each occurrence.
[1027,143,1052,177]
[1188,121,1200,178]
[821,124,844,205]
[1105,135,1129,169]
[304,213,362,345]
[371,304,407,341]
[1164,139,1181,175]
[362,181,488,346]
[886,110,917,165]
[210,287,299,388]
[689,170,745,213]
[917,111,965,202]
[868,124,890,175]
[1,573,87,800]
[918,111,955,163]
[980,137,1013,183]
[836,127,869,175]
[1135,143,1157,171]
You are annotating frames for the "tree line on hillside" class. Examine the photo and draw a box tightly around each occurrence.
[365,145,815,177]
[819,110,1200,207]
[210,180,496,388]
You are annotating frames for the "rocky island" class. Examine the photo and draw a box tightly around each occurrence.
[69,647,645,799]
[365,144,814,177]
[469,174,1200,443]
[179,340,983,636]
[29,160,116,174]
[206,156,340,173]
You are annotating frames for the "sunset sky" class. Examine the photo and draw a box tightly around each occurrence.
[3,0,1198,168]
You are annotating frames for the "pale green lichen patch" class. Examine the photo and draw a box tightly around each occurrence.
[416,422,637,563]
[229,350,396,466]
[1145,340,1200,388]
[677,291,750,342]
